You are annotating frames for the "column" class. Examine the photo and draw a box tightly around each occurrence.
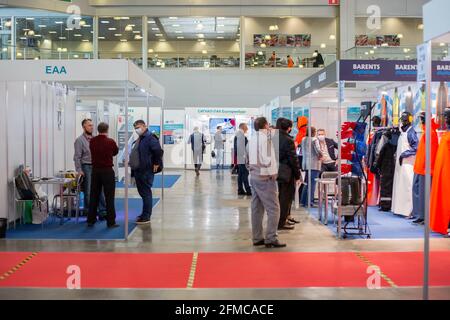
[338,0,356,59]
[142,16,148,70]
[239,16,245,70]
[11,16,15,60]
[93,16,99,59]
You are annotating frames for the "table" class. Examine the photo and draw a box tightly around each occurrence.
[317,178,337,226]
[33,178,75,225]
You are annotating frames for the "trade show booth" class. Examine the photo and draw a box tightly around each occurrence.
[290,59,450,240]
[0,59,165,240]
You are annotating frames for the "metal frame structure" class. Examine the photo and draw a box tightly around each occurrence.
[0,59,165,240]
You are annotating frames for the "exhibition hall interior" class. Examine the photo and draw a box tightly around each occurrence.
[0,0,449,301]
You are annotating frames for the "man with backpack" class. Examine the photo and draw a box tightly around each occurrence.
[130,120,164,225]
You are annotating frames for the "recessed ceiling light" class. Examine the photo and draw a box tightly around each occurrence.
[16,52,22,57]
[159,39,166,42]
[217,31,224,33]
[197,34,204,38]
[217,17,225,20]
[23,28,30,31]
[55,21,63,24]
[108,27,117,31]
[73,54,79,58]
[132,30,140,34]
[177,36,184,39]
[172,24,180,27]
[79,20,86,26]
[38,25,46,28]
[218,24,225,27]
[155,33,163,37]
[397,34,403,39]
[125,25,133,31]
[202,50,207,54]
[148,20,156,24]
[197,23,204,30]
[148,49,154,53]
[134,35,142,40]
[27,30,35,36]
[175,31,183,34]
[59,36,66,40]
[74,34,82,37]
[25,17,34,21]
[440,42,446,47]
[82,39,89,42]
[120,39,127,42]
[320,43,326,48]
[216,36,224,39]
[49,31,57,34]
[329,34,336,40]
[98,36,105,39]
[82,24,91,28]
[152,28,159,31]
[113,17,121,20]
[418,24,424,30]
[4,21,12,28]
[65,28,73,31]
[114,34,122,37]
[1,48,7,52]
[200,41,206,45]
[121,17,130,20]
[19,37,26,40]
[169,17,178,20]
[101,20,110,24]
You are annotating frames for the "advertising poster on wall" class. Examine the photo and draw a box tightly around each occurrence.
[355,34,401,47]
[163,123,184,145]
[253,34,311,47]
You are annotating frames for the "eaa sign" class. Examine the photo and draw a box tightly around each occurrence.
[45,65,67,75]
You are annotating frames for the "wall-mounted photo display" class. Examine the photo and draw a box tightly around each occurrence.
[355,34,401,47]
[253,34,311,48]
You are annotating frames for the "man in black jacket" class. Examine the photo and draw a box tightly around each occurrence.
[317,129,338,172]
[130,120,164,225]
[276,118,301,230]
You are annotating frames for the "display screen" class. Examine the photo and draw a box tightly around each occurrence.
[209,118,236,134]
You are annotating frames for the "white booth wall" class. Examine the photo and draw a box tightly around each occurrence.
[0,81,76,220]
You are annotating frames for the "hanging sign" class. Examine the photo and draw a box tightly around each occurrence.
[417,43,428,82]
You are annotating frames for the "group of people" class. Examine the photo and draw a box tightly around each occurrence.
[268,50,325,68]
[73,119,163,228]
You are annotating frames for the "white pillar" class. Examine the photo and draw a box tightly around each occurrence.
[11,16,15,60]
[338,0,356,59]
[93,16,99,59]
[239,16,245,70]
[142,16,148,70]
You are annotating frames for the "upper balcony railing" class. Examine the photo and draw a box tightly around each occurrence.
[344,46,450,61]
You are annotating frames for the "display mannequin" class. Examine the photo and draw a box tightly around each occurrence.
[412,112,439,224]
[391,112,418,217]
[430,108,450,235]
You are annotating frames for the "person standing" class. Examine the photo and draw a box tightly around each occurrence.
[249,117,285,248]
[300,127,323,207]
[73,119,106,217]
[87,122,119,228]
[214,126,225,169]
[276,118,301,230]
[234,123,251,196]
[313,50,324,68]
[269,51,277,67]
[287,55,295,68]
[130,120,163,225]
[189,127,206,176]
[317,129,338,172]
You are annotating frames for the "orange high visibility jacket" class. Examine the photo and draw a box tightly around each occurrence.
[414,120,439,176]
[295,116,308,148]
[430,131,450,235]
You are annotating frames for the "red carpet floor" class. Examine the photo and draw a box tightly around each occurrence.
[194,252,390,288]
[362,251,450,287]
[0,251,449,289]
[0,252,32,276]
[0,252,192,289]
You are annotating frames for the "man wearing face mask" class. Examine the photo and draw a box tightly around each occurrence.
[130,120,164,225]
[391,111,418,217]
[317,129,339,173]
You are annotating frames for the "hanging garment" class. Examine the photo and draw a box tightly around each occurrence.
[380,95,388,127]
[375,131,397,211]
[414,120,439,176]
[436,82,449,131]
[405,86,414,115]
[391,126,418,216]
[295,116,308,148]
[420,84,426,112]
[430,131,450,235]
[393,88,400,126]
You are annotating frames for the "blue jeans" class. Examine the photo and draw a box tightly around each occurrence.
[82,164,106,214]
[134,170,154,220]
[301,170,320,207]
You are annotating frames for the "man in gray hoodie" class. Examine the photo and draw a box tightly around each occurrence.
[248,117,286,248]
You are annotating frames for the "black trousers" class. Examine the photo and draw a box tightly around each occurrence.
[237,164,251,193]
[88,167,116,226]
[321,162,337,173]
[278,179,295,228]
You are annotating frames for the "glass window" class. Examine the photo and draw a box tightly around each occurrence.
[0,16,12,60]
[14,15,93,60]
[98,16,143,66]
[245,17,337,68]
[147,16,240,68]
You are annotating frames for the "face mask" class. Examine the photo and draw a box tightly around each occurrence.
[135,128,143,136]
[318,135,325,142]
